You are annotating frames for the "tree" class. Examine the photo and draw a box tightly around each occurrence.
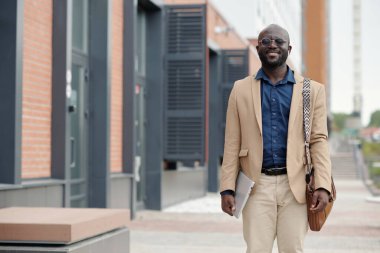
[332,113,349,132]
[368,110,380,127]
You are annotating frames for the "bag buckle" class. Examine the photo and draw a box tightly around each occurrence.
[305,167,314,184]
[305,174,311,184]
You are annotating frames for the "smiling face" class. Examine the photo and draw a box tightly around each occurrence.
[256,25,292,69]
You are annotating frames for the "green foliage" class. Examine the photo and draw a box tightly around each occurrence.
[332,113,349,132]
[369,166,380,189]
[362,142,380,157]
[370,166,380,176]
[362,142,380,188]
[368,110,380,127]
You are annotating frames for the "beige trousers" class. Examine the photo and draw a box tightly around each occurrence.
[242,174,308,253]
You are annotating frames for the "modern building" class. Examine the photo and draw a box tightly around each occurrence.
[300,0,338,135]
[347,0,363,133]
[1,0,140,211]
[0,0,257,215]
[302,0,330,115]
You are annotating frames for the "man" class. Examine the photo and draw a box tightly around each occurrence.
[220,24,332,253]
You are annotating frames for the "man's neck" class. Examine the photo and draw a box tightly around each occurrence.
[262,65,288,84]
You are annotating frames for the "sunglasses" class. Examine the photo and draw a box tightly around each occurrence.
[259,38,287,46]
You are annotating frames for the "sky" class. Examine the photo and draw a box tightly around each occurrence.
[329,0,380,126]
[212,0,380,126]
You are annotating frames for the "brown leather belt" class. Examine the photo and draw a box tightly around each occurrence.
[261,167,287,176]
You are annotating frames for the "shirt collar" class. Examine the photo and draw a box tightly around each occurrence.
[255,66,296,85]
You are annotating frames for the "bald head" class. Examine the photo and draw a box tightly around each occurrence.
[258,24,290,44]
[256,24,292,69]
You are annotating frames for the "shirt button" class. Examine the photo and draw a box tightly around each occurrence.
[274,154,278,157]
[272,98,276,102]
[273,140,277,143]
[272,113,276,116]
[272,126,276,129]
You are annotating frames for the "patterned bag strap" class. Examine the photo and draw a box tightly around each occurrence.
[302,78,313,184]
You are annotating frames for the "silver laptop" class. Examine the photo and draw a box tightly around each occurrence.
[233,171,255,218]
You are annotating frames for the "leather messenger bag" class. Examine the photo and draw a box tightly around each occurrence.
[303,78,336,231]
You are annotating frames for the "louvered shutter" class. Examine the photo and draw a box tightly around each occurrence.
[164,5,206,163]
[220,49,249,156]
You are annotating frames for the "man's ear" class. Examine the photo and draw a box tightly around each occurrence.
[256,45,259,52]
[288,45,292,54]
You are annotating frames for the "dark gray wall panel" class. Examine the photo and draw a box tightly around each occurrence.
[88,0,112,208]
[164,5,206,164]
[123,0,136,176]
[208,49,248,192]
[145,8,163,210]
[51,0,72,207]
[0,0,23,184]
[220,49,249,156]
[207,51,221,192]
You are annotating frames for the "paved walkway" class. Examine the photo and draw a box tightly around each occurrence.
[129,179,380,253]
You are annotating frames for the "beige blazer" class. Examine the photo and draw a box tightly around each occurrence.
[220,72,332,204]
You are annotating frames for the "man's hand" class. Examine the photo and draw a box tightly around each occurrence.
[310,188,330,213]
[221,195,236,216]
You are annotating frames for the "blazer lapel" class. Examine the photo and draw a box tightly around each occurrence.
[288,72,304,130]
[251,76,262,135]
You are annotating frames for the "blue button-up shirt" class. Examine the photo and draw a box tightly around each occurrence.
[255,67,296,168]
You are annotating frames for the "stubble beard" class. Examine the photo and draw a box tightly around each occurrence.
[259,51,288,69]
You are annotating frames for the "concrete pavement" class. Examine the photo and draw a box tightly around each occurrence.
[129,179,380,253]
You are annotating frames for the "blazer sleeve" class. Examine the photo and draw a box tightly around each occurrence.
[310,85,332,193]
[220,83,241,192]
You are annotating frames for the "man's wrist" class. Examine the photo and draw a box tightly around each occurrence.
[316,187,330,195]
[220,189,235,196]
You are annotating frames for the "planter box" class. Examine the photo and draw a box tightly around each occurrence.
[0,227,129,253]
[0,207,129,244]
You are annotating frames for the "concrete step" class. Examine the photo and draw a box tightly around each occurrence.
[331,153,359,179]
[332,173,358,179]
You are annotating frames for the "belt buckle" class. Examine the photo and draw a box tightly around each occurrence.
[266,168,275,175]
[263,167,286,176]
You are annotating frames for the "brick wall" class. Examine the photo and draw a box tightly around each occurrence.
[21,0,52,179]
[207,3,247,50]
[110,0,124,173]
